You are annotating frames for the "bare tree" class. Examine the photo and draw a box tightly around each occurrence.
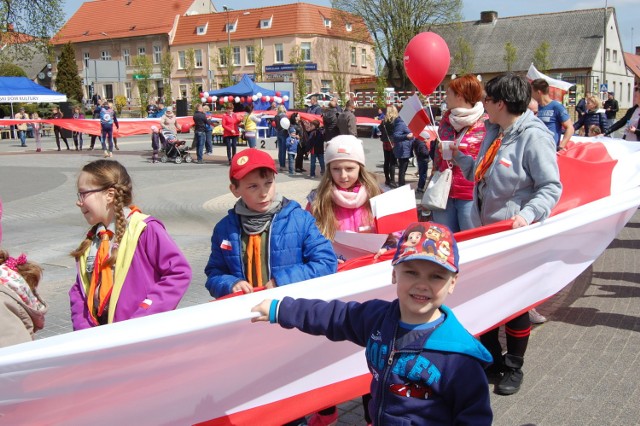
[328,46,348,105]
[254,45,265,82]
[185,48,201,113]
[0,0,64,61]
[133,55,153,115]
[332,0,462,90]
[289,45,307,109]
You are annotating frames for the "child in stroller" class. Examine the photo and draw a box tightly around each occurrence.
[160,129,193,164]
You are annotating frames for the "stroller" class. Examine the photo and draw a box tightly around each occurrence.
[160,129,192,164]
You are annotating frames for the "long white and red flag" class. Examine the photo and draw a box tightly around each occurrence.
[527,63,575,102]
[1,138,639,425]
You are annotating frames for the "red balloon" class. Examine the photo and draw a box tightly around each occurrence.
[207,96,213,103]
[218,99,224,104]
[246,96,253,103]
[240,96,245,103]
[275,91,281,97]
[403,32,450,95]
[199,92,204,98]
[261,96,267,102]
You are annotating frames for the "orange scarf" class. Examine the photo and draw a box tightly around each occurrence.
[246,234,263,287]
[87,229,114,325]
[474,133,503,182]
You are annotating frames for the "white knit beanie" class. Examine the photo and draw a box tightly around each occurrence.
[324,135,366,166]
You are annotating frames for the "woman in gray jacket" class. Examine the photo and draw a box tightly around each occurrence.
[452,73,562,396]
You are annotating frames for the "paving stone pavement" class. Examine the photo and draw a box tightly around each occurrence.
[1,133,639,425]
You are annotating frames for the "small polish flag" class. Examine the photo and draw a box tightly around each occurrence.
[139,298,153,309]
[399,95,431,141]
[370,185,418,234]
[499,158,512,168]
[220,240,232,250]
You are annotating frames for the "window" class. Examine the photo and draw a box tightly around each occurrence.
[323,18,331,28]
[153,46,162,64]
[179,84,187,99]
[613,50,618,62]
[83,52,90,67]
[178,51,186,69]
[301,42,311,62]
[275,43,283,63]
[361,48,367,67]
[138,47,146,56]
[260,18,272,29]
[628,83,632,103]
[219,48,227,67]
[246,46,255,65]
[104,84,113,101]
[350,47,357,66]
[346,23,352,32]
[197,24,207,35]
[305,79,312,94]
[226,22,236,33]
[195,49,203,68]
[233,47,240,65]
[123,49,130,66]
[605,48,610,61]
[125,82,132,99]
[321,79,332,91]
[101,50,111,61]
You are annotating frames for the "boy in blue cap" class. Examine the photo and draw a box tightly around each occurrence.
[251,222,492,425]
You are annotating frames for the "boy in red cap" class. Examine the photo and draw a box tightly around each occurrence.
[251,222,493,426]
[205,148,337,298]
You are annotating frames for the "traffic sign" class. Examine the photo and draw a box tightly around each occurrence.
[600,83,608,92]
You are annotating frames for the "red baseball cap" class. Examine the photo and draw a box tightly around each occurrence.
[229,149,278,181]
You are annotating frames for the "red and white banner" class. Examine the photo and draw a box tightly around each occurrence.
[527,63,575,102]
[399,94,431,140]
[0,138,639,425]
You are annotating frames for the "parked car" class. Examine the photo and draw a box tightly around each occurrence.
[303,93,333,107]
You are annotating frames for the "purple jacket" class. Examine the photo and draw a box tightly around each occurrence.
[69,216,191,330]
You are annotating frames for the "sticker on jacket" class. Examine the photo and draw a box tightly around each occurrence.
[220,240,232,250]
[139,299,153,309]
[499,157,512,168]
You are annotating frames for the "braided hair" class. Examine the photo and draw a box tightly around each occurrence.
[70,160,134,266]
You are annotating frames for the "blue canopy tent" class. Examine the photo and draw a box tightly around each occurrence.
[208,75,290,110]
[0,77,67,117]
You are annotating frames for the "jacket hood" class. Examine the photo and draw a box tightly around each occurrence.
[486,109,553,144]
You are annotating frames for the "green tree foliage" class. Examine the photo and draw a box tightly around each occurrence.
[133,54,153,115]
[214,46,236,88]
[328,46,348,106]
[254,45,265,83]
[533,41,552,74]
[289,45,307,109]
[332,0,462,90]
[0,62,27,77]
[185,48,202,114]
[375,74,388,109]
[55,43,83,103]
[451,37,474,75]
[503,42,517,72]
[0,0,64,62]
[160,51,174,106]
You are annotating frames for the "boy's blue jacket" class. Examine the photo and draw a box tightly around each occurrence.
[274,297,493,426]
[205,198,337,298]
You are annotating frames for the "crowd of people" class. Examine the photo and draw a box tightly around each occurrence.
[2,73,639,426]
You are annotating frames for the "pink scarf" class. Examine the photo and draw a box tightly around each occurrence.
[331,184,369,209]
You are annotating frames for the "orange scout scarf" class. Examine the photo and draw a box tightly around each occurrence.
[246,234,264,287]
[87,229,114,324]
[474,133,503,182]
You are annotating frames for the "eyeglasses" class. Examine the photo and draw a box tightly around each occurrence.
[483,97,496,104]
[77,187,109,203]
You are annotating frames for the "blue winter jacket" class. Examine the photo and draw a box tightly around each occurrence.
[272,297,493,426]
[391,117,414,159]
[204,198,337,298]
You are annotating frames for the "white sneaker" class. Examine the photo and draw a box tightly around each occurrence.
[529,308,547,324]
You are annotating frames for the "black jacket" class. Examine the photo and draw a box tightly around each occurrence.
[322,107,340,141]
[193,111,207,133]
[605,104,639,138]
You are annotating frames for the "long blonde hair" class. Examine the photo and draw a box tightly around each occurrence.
[310,165,382,240]
[385,105,399,122]
[70,160,134,266]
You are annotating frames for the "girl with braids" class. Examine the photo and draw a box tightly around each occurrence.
[0,249,48,347]
[69,160,191,330]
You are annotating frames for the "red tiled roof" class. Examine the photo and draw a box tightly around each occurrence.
[0,31,35,45]
[624,52,640,79]
[172,3,372,46]
[52,0,196,45]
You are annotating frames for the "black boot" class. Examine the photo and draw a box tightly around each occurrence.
[496,354,524,395]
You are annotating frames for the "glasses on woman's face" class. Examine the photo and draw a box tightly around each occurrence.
[77,187,108,203]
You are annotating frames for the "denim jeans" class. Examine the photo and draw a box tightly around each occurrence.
[431,197,474,233]
[277,133,288,168]
[310,154,325,177]
[195,131,205,161]
[224,136,237,162]
[205,130,213,154]
[17,130,26,146]
[416,157,429,191]
[101,125,114,152]
[288,152,296,174]
[245,136,257,148]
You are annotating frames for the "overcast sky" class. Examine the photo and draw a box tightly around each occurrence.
[63,0,637,53]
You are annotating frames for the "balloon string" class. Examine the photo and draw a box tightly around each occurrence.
[425,98,442,144]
